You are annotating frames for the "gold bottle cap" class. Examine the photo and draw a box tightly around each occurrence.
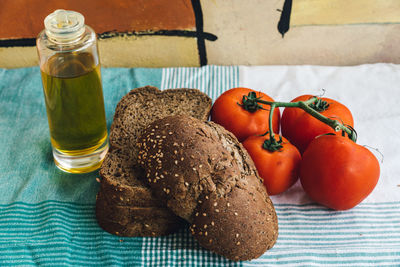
[44,9,85,43]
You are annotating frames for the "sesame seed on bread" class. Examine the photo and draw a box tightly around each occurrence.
[109,86,212,159]
[96,86,212,237]
[137,115,278,261]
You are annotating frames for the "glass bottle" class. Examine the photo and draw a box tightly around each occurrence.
[36,9,108,173]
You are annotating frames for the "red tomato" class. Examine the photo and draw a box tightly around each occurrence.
[281,95,354,154]
[300,134,380,210]
[211,87,280,142]
[243,135,301,195]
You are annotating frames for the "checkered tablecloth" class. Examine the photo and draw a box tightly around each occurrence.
[0,64,399,266]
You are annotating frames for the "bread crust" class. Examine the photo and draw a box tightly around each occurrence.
[109,86,212,156]
[96,86,212,237]
[137,115,278,261]
[96,192,184,237]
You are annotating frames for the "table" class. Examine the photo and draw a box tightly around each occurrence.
[0,64,399,266]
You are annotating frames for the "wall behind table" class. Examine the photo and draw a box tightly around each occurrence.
[1,0,399,68]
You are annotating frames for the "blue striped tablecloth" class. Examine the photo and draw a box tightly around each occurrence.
[0,64,399,266]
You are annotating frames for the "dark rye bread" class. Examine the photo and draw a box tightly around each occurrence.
[97,147,184,236]
[137,115,278,261]
[100,86,212,206]
[99,148,160,207]
[109,86,212,159]
[96,86,212,237]
[96,191,184,237]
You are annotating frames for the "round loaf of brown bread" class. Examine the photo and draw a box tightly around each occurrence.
[137,115,278,261]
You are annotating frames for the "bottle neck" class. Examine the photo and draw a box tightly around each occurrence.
[45,27,85,44]
[44,9,85,44]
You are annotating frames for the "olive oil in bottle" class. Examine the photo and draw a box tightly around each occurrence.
[41,53,107,154]
[37,10,108,173]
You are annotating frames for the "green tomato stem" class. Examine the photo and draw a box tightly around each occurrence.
[262,103,284,152]
[256,96,357,143]
[269,104,276,141]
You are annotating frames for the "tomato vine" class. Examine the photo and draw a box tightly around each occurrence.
[240,92,357,152]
